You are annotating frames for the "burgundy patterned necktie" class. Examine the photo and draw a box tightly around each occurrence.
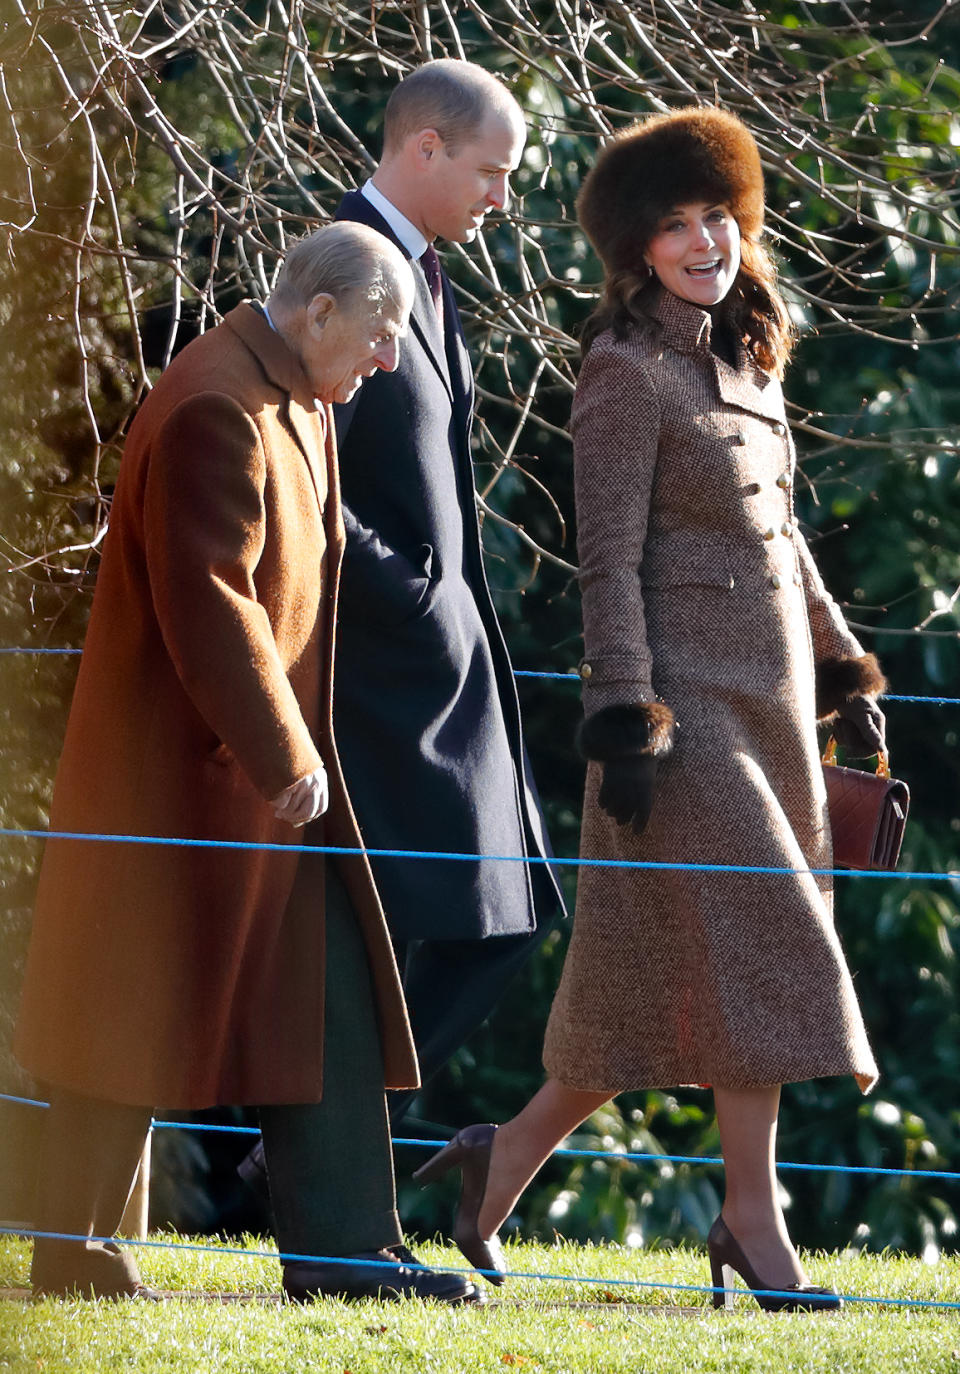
[419,244,444,328]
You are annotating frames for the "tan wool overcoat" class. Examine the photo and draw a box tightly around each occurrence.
[15,303,418,1109]
[544,290,878,1095]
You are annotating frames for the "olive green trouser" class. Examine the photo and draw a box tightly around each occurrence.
[258,862,402,1258]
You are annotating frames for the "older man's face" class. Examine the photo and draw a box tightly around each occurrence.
[302,278,412,405]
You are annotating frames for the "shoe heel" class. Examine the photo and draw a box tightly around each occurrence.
[709,1252,737,1311]
[412,1140,461,1185]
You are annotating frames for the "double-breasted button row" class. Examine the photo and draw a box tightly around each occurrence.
[771,568,804,590]
[764,517,796,541]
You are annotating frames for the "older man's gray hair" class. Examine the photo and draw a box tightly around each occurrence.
[271,221,409,313]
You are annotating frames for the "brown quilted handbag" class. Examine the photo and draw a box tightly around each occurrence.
[822,737,910,871]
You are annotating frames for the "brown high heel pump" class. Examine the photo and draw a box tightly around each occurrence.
[707,1215,842,1313]
[413,1123,507,1285]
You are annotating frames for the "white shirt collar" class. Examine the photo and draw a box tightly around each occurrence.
[361,179,429,260]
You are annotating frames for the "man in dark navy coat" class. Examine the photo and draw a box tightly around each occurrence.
[330,59,565,1120]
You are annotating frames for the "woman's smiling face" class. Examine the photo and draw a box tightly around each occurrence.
[643,201,741,308]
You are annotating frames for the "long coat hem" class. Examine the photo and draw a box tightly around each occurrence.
[543,1058,878,1098]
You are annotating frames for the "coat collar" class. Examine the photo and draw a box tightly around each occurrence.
[224,301,316,409]
[223,302,329,506]
[650,288,784,423]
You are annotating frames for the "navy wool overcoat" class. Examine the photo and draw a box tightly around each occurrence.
[333,191,564,942]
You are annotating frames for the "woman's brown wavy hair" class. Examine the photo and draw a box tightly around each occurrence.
[580,232,794,379]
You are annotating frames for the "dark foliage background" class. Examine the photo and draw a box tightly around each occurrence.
[1,0,959,1261]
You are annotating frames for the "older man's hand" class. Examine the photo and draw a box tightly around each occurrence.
[272,767,329,827]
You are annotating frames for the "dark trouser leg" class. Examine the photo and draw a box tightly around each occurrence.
[258,864,402,1258]
[388,927,550,1128]
[30,1085,153,1297]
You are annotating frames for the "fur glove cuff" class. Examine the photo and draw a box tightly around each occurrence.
[816,653,887,720]
[577,702,675,763]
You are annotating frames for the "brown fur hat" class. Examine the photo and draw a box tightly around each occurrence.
[576,106,766,276]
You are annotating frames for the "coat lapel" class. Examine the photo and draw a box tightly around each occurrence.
[653,289,784,424]
[713,353,784,424]
[321,401,345,582]
[409,267,455,402]
[223,303,328,511]
[441,269,475,423]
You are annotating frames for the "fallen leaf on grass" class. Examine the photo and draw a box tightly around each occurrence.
[501,1356,533,1366]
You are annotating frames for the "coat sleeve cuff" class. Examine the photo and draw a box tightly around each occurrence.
[577,702,676,762]
[815,652,887,719]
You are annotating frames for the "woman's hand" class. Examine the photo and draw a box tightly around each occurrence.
[831,695,886,758]
[598,755,658,835]
[578,702,674,837]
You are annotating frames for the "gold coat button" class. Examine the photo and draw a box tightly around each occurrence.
[776,473,789,489]
[770,573,782,589]
[793,570,803,586]
[579,662,593,680]
[763,527,776,541]
[780,521,794,537]
[773,421,787,437]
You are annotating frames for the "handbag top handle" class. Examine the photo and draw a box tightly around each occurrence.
[822,734,890,779]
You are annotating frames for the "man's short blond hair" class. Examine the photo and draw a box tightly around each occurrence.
[271,221,408,312]
[382,58,524,156]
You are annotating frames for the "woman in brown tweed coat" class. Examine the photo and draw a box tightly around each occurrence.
[416,109,888,1311]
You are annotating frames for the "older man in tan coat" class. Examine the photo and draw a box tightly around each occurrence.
[15,223,479,1305]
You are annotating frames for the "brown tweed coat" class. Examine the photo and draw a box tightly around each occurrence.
[15,303,418,1108]
[543,289,878,1095]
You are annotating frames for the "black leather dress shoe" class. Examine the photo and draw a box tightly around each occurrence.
[282,1249,484,1304]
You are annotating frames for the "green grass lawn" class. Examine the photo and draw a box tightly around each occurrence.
[0,1234,957,1372]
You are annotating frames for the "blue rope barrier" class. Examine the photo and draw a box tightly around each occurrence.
[396,1138,960,1183]
[0,1092,50,1109]
[2,1095,958,1182]
[153,1120,260,1137]
[513,671,960,705]
[0,824,955,882]
[513,669,578,680]
[2,648,959,704]
[4,1225,959,1310]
